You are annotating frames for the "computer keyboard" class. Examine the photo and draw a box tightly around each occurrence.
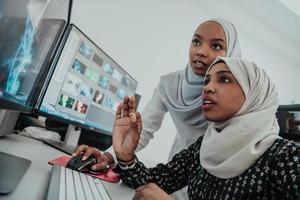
[46,165,111,200]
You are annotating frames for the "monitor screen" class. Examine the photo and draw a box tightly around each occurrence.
[39,24,138,135]
[276,105,300,139]
[0,0,67,112]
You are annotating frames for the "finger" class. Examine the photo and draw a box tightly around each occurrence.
[135,112,142,133]
[130,112,142,135]
[135,184,147,192]
[124,95,129,103]
[147,183,157,188]
[123,96,129,117]
[133,190,142,200]
[128,96,136,114]
[91,162,107,171]
[123,96,130,117]
[82,147,99,160]
[123,103,128,117]
[130,114,138,134]
[72,144,89,157]
[129,112,137,123]
[116,103,123,119]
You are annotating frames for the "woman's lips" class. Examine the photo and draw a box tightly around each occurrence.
[193,60,207,69]
[202,96,216,111]
[202,102,215,111]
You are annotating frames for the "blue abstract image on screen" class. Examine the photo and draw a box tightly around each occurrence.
[1,0,69,110]
[6,17,35,96]
[0,16,36,103]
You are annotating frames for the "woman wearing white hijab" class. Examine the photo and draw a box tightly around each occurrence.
[112,57,300,200]
[132,18,241,199]
[73,18,241,200]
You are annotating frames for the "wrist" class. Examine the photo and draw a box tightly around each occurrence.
[116,155,135,165]
[115,152,135,163]
[117,155,138,170]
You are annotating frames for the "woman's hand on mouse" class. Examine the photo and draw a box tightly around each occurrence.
[113,96,142,162]
[72,145,114,171]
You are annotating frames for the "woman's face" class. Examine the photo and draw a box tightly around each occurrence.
[202,62,245,122]
[189,21,226,76]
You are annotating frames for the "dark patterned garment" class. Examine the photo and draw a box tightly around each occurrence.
[115,138,300,200]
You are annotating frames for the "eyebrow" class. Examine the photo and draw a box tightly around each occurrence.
[206,70,232,77]
[193,34,225,43]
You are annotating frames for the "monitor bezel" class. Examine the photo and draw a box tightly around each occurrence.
[0,99,32,113]
[35,23,138,136]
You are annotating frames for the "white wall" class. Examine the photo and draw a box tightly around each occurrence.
[71,0,300,165]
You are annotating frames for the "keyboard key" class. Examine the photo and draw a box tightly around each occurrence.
[65,168,76,200]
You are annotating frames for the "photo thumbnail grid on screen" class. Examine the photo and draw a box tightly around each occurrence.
[39,25,138,135]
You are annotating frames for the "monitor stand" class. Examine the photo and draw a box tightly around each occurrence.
[41,124,81,155]
[0,109,31,194]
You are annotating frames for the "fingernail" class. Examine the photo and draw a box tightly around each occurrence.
[82,156,87,160]
[92,166,96,170]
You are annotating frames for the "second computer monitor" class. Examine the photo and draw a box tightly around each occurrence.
[39,24,138,135]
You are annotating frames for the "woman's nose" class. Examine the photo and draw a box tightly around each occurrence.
[196,45,209,57]
[203,86,209,93]
[203,84,216,94]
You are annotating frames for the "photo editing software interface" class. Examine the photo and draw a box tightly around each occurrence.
[39,25,138,135]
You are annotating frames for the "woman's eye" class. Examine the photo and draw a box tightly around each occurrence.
[219,76,230,83]
[203,79,210,86]
[211,43,223,50]
[192,39,201,46]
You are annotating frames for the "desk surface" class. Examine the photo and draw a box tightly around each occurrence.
[0,133,134,200]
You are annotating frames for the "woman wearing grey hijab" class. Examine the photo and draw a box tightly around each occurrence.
[113,57,300,200]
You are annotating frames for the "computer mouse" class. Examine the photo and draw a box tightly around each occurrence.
[66,154,97,172]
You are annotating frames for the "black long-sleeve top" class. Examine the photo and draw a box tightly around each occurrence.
[115,138,300,200]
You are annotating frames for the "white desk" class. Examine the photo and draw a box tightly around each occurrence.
[0,133,134,200]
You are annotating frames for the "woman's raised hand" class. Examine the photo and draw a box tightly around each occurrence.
[113,96,142,162]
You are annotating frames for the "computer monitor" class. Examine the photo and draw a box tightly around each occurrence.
[37,24,138,152]
[0,2,67,113]
[276,104,300,141]
[0,0,70,194]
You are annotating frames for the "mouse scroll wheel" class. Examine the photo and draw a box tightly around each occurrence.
[91,157,97,164]
[78,158,97,171]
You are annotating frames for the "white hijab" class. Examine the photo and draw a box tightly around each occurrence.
[158,19,241,130]
[200,57,280,178]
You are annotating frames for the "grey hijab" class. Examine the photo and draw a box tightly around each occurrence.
[158,18,242,130]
